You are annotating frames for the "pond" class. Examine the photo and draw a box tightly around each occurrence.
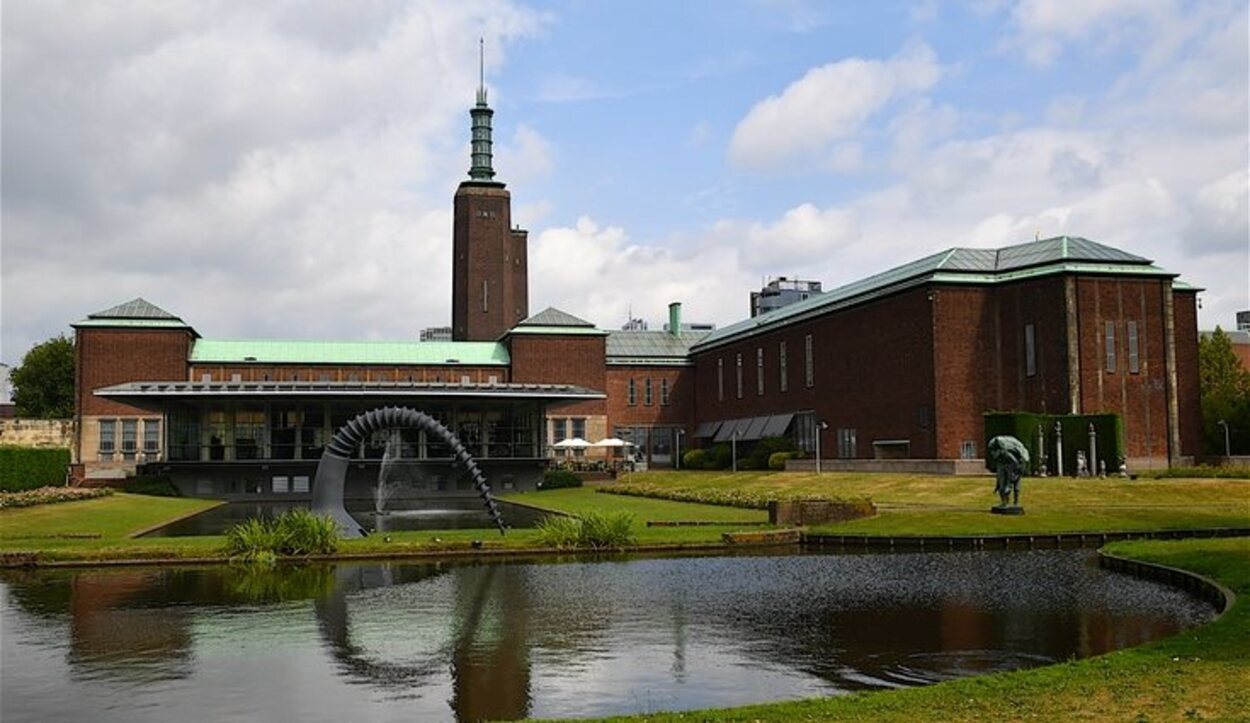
[140,498,550,536]
[0,549,1215,722]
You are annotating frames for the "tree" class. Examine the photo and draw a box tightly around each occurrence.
[10,334,75,419]
[1198,327,1250,455]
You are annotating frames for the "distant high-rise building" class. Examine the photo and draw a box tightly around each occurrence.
[420,326,453,342]
[750,277,822,317]
[1237,310,1250,332]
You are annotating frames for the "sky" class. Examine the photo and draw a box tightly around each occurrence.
[2,0,1247,366]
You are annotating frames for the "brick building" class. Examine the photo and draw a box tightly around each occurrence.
[69,82,1203,494]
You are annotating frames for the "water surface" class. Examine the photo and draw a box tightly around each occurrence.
[0,549,1214,722]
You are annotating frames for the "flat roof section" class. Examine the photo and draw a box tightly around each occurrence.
[94,380,604,408]
[190,339,510,366]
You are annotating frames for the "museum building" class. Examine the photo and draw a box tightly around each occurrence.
[69,77,1203,495]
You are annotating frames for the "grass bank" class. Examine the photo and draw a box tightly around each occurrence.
[539,537,1250,723]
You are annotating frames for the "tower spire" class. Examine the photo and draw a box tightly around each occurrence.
[468,37,496,181]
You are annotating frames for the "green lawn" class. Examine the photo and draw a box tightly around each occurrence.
[541,537,1250,723]
[625,470,1250,536]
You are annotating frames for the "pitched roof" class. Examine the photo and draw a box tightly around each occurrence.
[190,338,510,366]
[74,298,196,331]
[606,330,710,364]
[517,307,595,327]
[507,307,607,336]
[694,236,1175,352]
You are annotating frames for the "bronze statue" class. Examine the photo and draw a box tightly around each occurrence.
[986,435,1029,515]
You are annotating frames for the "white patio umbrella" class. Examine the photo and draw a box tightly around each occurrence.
[590,437,633,448]
[552,437,591,449]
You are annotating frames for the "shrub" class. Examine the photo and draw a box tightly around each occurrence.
[768,451,797,470]
[535,511,636,549]
[223,508,340,562]
[705,443,733,470]
[0,486,112,509]
[744,437,796,470]
[123,474,181,497]
[599,483,871,511]
[539,469,583,490]
[681,448,707,469]
[0,446,70,492]
[1136,465,1250,480]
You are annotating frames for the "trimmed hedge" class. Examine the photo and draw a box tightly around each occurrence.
[743,437,796,470]
[0,446,70,492]
[599,482,870,511]
[769,451,798,470]
[1136,465,1250,480]
[985,412,1124,476]
[681,449,707,469]
[123,474,182,497]
[539,469,583,490]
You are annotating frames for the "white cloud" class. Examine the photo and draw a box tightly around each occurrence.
[496,124,555,185]
[728,42,942,169]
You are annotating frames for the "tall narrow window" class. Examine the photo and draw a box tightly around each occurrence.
[121,419,138,461]
[571,418,586,440]
[99,419,116,461]
[779,341,788,392]
[644,378,653,406]
[804,334,815,388]
[717,358,724,402]
[143,418,161,454]
[628,378,637,406]
[481,280,489,312]
[1024,324,1036,377]
[735,353,744,399]
[660,378,670,406]
[554,417,569,441]
[1104,321,1116,373]
[1127,321,1140,374]
[756,348,765,395]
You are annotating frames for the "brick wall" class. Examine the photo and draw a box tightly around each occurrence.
[452,183,526,341]
[508,334,607,417]
[1173,290,1201,458]
[605,365,695,432]
[75,328,193,418]
[693,287,937,458]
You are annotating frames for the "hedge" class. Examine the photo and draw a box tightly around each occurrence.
[0,446,70,492]
[984,412,1124,476]
[599,482,870,511]
[539,469,583,490]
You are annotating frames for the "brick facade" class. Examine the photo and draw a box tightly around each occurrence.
[452,183,528,341]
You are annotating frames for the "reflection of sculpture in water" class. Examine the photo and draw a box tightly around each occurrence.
[986,435,1029,514]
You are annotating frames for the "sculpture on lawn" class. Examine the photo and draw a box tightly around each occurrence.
[986,435,1029,515]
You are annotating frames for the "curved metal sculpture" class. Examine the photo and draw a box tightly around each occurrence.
[986,435,1030,514]
[312,406,506,538]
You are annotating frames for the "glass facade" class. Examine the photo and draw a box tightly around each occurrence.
[164,400,543,463]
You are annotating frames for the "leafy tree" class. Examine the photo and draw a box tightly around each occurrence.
[1198,327,1250,455]
[10,334,75,419]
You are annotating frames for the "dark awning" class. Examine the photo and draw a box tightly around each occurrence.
[739,416,771,441]
[760,413,794,439]
[694,421,723,438]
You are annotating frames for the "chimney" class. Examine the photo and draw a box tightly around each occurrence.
[668,302,682,338]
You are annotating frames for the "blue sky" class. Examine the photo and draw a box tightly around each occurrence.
[2,0,1247,368]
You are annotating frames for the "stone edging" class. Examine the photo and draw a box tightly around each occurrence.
[1098,551,1236,617]
[802,527,1250,550]
[126,500,228,539]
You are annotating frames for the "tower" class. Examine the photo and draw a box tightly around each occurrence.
[452,40,529,341]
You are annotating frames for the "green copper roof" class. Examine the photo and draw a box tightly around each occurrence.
[606,330,710,364]
[517,307,596,327]
[693,236,1179,352]
[190,338,510,366]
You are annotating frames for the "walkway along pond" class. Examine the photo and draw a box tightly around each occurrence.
[0,548,1218,723]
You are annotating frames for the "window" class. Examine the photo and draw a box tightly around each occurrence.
[553,417,569,442]
[960,441,978,459]
[805,335,815,388]
[272,476,290,494]
[792,412,816,453]
[482,280,489,312]
[1127,321,1140,373]
[628,378,637,406]
[779,341,788,392]
[644,378,653,406]
[292,476,310,494]
[121,420,138,461]
[660,378,670,406]
[571,418,586,440]
[756,348,765,396]
[1105,321,1116,373]
[98,419,116,460]
[837,428,857,459]
[1024,324,1036,377]
[143,419,161,454]
[735,353,743,399]
[717,358,725,402]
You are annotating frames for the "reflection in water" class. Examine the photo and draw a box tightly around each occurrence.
[1,550,1217,723]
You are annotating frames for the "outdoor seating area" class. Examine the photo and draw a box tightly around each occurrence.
[550,437,639,473]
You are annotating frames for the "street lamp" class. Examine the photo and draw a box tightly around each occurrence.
[674,428,685,470]
[731,429,741,473]
[815,420,829,474]
[1217,419,1231,458]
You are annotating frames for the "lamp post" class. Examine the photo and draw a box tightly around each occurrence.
[815,420,829,474]
[731,429,741,473]
[1218,419,1230,458]
[675,428,685,470]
